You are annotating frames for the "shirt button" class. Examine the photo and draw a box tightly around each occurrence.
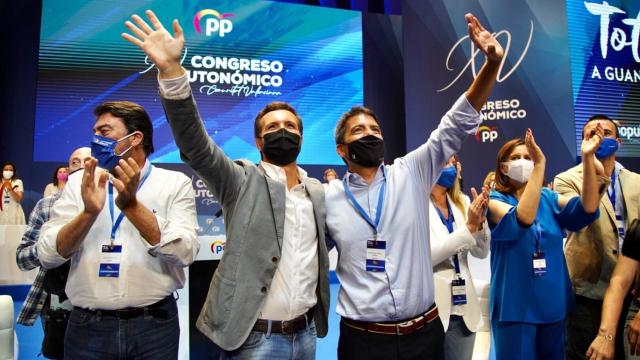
[272,256,279,263]
[261,287,267,294]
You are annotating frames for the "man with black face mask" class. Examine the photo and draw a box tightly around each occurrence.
[324,14,503,359]
[122,10,329,359]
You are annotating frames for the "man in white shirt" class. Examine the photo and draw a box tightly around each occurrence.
[121,10,330,360]
[37,100,199,359]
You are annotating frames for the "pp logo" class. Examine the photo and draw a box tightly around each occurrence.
[210,240,225,255]
[194,9,233,37]
[476,125,498,143]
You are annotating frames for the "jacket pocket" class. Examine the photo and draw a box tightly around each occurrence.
[203,271,236,331]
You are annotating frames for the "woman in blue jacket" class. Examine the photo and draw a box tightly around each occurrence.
[488,128,606,359]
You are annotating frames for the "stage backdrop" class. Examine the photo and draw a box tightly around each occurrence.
[568,0,640,157]
[34,0,363,247]
[35,0,363,165]
[403,0,576,191]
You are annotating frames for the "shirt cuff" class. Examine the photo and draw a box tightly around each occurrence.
[158,69,192,100]
[449,93,482,134]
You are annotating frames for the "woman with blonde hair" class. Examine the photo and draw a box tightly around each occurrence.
[429,155,490,360]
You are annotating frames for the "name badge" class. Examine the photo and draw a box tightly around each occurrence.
[99,245,122,278]
[366,239,386,272]
[451,278,467,305]
[532,252,546,277]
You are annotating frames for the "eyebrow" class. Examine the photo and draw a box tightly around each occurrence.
[93,124,112,132]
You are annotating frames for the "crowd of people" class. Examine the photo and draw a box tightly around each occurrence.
[7,9,640,360]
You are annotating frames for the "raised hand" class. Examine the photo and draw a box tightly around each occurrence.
[81,157,108,216]
[582,123,605,157]
[525,128,545,165]
[122,10,185,78]
[466,13,504,63]
[112,158,141,210]
[582,123,605,175]
[466,186,488,233]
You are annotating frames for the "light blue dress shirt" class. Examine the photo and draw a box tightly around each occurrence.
[325,93,481,322]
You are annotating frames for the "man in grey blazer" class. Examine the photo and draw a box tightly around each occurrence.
[123,10,329,359]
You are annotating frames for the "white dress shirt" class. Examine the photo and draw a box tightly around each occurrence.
[325,94,481,321]
[259,161,318,321]
[37,161,199,310]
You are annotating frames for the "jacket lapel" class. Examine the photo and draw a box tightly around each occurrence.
[261,166,286,250]
[577,165,616,226]
[304,180,326,237]
[619,170,639,227]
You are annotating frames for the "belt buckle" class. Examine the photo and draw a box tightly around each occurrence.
[282,320,291,334]
[396,319,414,335]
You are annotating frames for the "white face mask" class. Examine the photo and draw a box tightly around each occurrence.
[2,171,13,180]
[503,159,534,184]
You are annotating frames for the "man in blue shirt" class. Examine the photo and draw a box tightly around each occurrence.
[324,14,503,359]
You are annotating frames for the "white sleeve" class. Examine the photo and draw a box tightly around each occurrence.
[140,174,199,267]
[404,94,481,193]
[158,70,192,100]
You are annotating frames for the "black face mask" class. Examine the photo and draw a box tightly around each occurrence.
[345,135,384,167]
[261,129,301,166]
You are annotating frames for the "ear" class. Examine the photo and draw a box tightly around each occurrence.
[336,143,347,159]
[131,131,144,147]
[255,137,264,152]
[499,163,509,176]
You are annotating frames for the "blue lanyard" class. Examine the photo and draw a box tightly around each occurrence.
[342,168,386,234]
[108,165,153,242]
[533,221,542,253]
[435,199,461,274]
[608,171,617,208]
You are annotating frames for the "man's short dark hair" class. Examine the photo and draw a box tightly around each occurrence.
[335,106,379,144]
[254,102,303,138]
[582,114,619,138]
[94,101,155,156]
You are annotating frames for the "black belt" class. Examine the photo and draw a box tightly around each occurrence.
[73,296,174,320]
[253,311,313,334]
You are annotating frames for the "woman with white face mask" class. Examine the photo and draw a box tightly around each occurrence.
[0,162,25,224]
[487,128,606,359]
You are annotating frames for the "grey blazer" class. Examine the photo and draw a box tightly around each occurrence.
[161,95,330,351]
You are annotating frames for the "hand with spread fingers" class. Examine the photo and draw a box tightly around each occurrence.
[122,10,185,78]
[465,13,504,63]
[80,157,108,216]
[112,158,141,210]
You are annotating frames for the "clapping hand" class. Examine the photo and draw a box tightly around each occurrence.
[466,186,489,233]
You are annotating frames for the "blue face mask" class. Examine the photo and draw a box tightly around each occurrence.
[436,165,457,189]
[90,133,136,171]
[595,137,619,159]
